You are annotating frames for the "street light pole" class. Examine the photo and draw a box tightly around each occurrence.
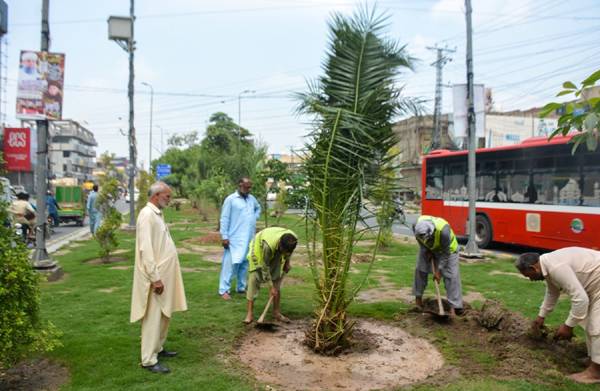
[464,0,480,256]
[32,0,61,280]
[108,2,136,229]
[141,82,153,172]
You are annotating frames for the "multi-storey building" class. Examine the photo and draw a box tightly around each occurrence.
[48,120,97,183]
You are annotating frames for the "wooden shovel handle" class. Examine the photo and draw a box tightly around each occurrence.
[431,258,445,316]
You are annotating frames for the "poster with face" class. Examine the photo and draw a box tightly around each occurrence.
[16,50,65,120]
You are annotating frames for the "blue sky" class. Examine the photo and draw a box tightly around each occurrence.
[4,0,600,168]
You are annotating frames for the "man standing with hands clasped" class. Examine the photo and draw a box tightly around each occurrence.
[130,181,187,374]
[218,177,261,300]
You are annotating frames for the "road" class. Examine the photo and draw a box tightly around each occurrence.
[47,199,129,245]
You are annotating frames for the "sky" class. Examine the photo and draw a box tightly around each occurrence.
[4,0,600,168]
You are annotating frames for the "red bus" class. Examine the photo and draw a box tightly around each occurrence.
[421,135,600,250]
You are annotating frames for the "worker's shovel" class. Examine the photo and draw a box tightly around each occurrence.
[256,272,287,331]
[429,258,450,320]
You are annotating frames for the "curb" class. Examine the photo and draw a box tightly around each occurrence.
[47,227,91,254]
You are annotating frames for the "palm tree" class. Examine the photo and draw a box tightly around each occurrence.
[297,6,418,355]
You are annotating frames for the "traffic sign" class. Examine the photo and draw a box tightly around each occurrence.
[156,164,171,179]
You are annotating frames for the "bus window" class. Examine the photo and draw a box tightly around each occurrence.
[498,159,529,203]
[477,161,497,201]
[425,161,443,200]
[444,162,466,200]
[533,156,581,205]
[583,153,600,206]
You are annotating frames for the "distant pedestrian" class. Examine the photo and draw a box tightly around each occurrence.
[46,190,60,227]
[412,215,464,316]
[87,184,101,234]
[218,177,261,300]
[130,181,187,374]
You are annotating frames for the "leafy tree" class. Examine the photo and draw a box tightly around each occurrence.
[540,68,600,153]
[0,173,61,368]
[135,170,153,216]
[167,130,199,149]
[255,158,290,227]
[298,7,417,354]
[95,158,122,262]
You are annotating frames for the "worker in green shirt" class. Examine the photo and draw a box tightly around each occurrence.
[243,227,298,324]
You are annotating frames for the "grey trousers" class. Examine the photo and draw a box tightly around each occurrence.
[412,249,463,309]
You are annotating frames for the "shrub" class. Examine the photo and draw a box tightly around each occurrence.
[0,180,61,368]
[95,177,122,262]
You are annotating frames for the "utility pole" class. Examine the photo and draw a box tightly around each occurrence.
[427,45,455,150]
[141,82,153,171]
[464,0,480,256]
[127,0,136,228]
[32,0,61,279]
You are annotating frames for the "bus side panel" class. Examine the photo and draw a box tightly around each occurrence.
[476,207,599,250]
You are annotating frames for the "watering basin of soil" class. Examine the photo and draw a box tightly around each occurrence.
[238,319,443,391]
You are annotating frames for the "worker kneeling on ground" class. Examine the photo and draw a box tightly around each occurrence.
[412,215,464,316]
[244,227,298,324]
[515,247,600,384]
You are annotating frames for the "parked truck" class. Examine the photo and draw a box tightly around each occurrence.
[55,186,85,226]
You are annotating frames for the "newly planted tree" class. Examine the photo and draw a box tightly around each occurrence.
[298,7,417,354]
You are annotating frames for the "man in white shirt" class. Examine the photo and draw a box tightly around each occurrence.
[515,247,600,384]
[130,182,187,374]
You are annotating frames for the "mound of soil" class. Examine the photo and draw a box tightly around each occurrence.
[0,358,69,391]
[237,319,444,391]
[187,232,222,245]
[86,256,129,265]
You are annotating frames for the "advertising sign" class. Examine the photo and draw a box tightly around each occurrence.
[156,164,172,179]
[3,127,31,171]
[16,50,65,120]
[452,83,485,139]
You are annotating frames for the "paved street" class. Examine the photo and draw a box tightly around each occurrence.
[47,199,129,247]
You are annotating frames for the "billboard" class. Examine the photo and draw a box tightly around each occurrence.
[452,83,485,138]
[16,50,65,120]
[3,127,31,171]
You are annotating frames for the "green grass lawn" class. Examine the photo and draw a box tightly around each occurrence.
[36,204,591,390]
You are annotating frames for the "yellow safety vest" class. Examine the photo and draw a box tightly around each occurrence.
[416,215,458,253]
[247,227,298,271]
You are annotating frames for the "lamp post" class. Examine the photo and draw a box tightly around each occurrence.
[157,125,165,155]
[108,1,136,229]
[141,81,153,172]
[238,89,255,139]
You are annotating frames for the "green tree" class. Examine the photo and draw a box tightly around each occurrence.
[135,170,153,216]
[298,7,417,354]
[0,167,60,368]
[540,68,600,153]
[95,155,122,263]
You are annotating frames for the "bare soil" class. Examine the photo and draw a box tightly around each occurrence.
[0,358,69,391]
[238,319,444,391]
[86,256,130,265]
[237,301,588,390]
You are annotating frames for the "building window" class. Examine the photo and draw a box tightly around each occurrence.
[63,151,71,157]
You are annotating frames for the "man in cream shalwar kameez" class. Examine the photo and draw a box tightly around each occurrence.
[516,247,600,384]
[130,182,187,374]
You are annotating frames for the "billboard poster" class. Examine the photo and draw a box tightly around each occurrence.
[452,83,485,139]
[16,50,65,120]
[3,127,31,171]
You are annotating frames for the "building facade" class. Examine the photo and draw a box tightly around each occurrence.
[47,120,97,183]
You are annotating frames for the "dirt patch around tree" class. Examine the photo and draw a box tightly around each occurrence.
[237,319,444,391]
[86,257,130,265]
[238,301,589,390]
[0,358,69,391]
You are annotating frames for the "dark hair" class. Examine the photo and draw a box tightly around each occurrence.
[238,177,251,185]
[515,253,540,272]
[17,192,30,201]
[280,233,298,253]
[93,184,98,192]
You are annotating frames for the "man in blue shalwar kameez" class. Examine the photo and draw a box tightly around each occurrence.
[87,184,102,235]
[218,177,261,300]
